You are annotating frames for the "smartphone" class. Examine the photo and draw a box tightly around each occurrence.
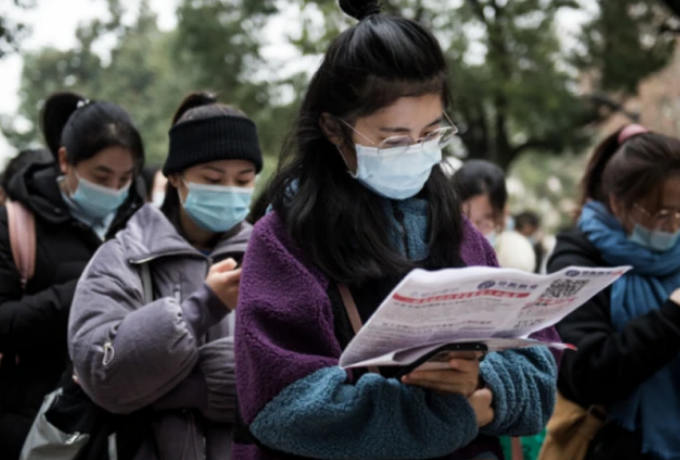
[396,343,488,378]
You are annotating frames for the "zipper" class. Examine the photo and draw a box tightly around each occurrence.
[129,250,207,266]
[180,411,202,460]
[392,202,411,259]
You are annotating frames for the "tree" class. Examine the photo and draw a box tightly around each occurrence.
[173,0,296,160]
[5,0,679,173]
[576,0,676,96]
[0,0,37,59]
[285,0,680,170]
[1,0,200,164]
[286,0,593,170]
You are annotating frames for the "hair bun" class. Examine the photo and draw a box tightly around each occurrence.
[172,92,219,126]
[40,91,88,157]
[339,0,381,21]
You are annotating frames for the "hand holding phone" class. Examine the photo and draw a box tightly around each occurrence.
[400,343,487,397]
[206,258,242,310]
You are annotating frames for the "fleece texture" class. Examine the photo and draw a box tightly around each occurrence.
[235,202,560,460]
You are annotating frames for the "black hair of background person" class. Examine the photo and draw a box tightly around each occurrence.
[41,92,145,168]
[161,92,252,217]
[256,0,465,285]
[452,159,508,217]
[1,149,53,195]
[515,211,540,233]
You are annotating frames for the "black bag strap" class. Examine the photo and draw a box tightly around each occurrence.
[337,283,380,375]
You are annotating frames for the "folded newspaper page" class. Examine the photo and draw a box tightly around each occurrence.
[339,265,629,369]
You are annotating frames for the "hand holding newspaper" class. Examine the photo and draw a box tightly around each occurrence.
[339,265,629,370]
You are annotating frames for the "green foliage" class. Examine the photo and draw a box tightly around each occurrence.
[288,0,592,170]
[173,0,293,160]
[576,0,676,95]
[0,1,36,59]
[2,0,678,179]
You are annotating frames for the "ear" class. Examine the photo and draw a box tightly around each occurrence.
[168,173,183,189]
[58,147,69,175]
[319,113,344,147]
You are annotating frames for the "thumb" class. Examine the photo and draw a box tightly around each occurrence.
[212,258,238,274]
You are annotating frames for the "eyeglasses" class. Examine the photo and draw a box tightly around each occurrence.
[339,112,459,158]
[633,203,680,231]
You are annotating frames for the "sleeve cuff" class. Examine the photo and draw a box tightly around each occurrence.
[180,283,230,339]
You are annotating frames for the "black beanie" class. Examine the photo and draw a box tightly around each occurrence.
[164,115,263,176]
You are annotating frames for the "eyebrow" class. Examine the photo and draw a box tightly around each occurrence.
[95,165,135,175]
[202,166,226,174]
[379,115,444,134]
[237,168,256,176]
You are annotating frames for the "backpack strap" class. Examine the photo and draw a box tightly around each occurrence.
[140,262,154,304]
[6,199,36,290]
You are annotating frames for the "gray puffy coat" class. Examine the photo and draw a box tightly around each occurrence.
[68,204,251,460]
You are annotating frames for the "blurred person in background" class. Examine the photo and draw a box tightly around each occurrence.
[516,210,546,274]
[548,125,680,460]
[0,149,53,205]
[0,92,145,459]
[453,159,536,273]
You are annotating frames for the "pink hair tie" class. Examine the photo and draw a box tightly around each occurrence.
[618,124,650,144]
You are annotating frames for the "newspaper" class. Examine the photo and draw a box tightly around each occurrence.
[339,265,629,369]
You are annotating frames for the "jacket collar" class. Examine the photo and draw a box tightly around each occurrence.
[7,161,144,235]
[120,204,252,264]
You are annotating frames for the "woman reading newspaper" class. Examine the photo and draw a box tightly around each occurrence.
[234,1,561,459]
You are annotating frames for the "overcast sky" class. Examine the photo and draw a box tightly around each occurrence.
[0,0,593,162]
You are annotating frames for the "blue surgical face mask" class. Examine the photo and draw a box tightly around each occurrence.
[629,224,680,252]
[352,139,442,200]
[67,173,130,220]
[182,182,254,233]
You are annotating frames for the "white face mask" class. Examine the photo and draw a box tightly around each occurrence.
[352,138,442,200]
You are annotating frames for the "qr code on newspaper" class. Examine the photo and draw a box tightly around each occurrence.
[541,279,589,299]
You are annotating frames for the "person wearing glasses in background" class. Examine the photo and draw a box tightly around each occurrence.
[453,160,537,273]
[549,125,680,460]
[234,1,560,460]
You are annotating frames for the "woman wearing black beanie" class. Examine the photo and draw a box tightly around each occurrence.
[67,92,263,460]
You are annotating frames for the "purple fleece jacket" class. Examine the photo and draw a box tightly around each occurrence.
[235,211,561,460]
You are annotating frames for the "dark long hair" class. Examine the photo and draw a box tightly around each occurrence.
[579,126,680,216]
[161,92,248,216]
[259,0,464,285]
[40,92,144,166]
[453,160,508,218]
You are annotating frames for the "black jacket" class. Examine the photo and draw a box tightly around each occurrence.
[0,161,143,459]
[549,228,680,460]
